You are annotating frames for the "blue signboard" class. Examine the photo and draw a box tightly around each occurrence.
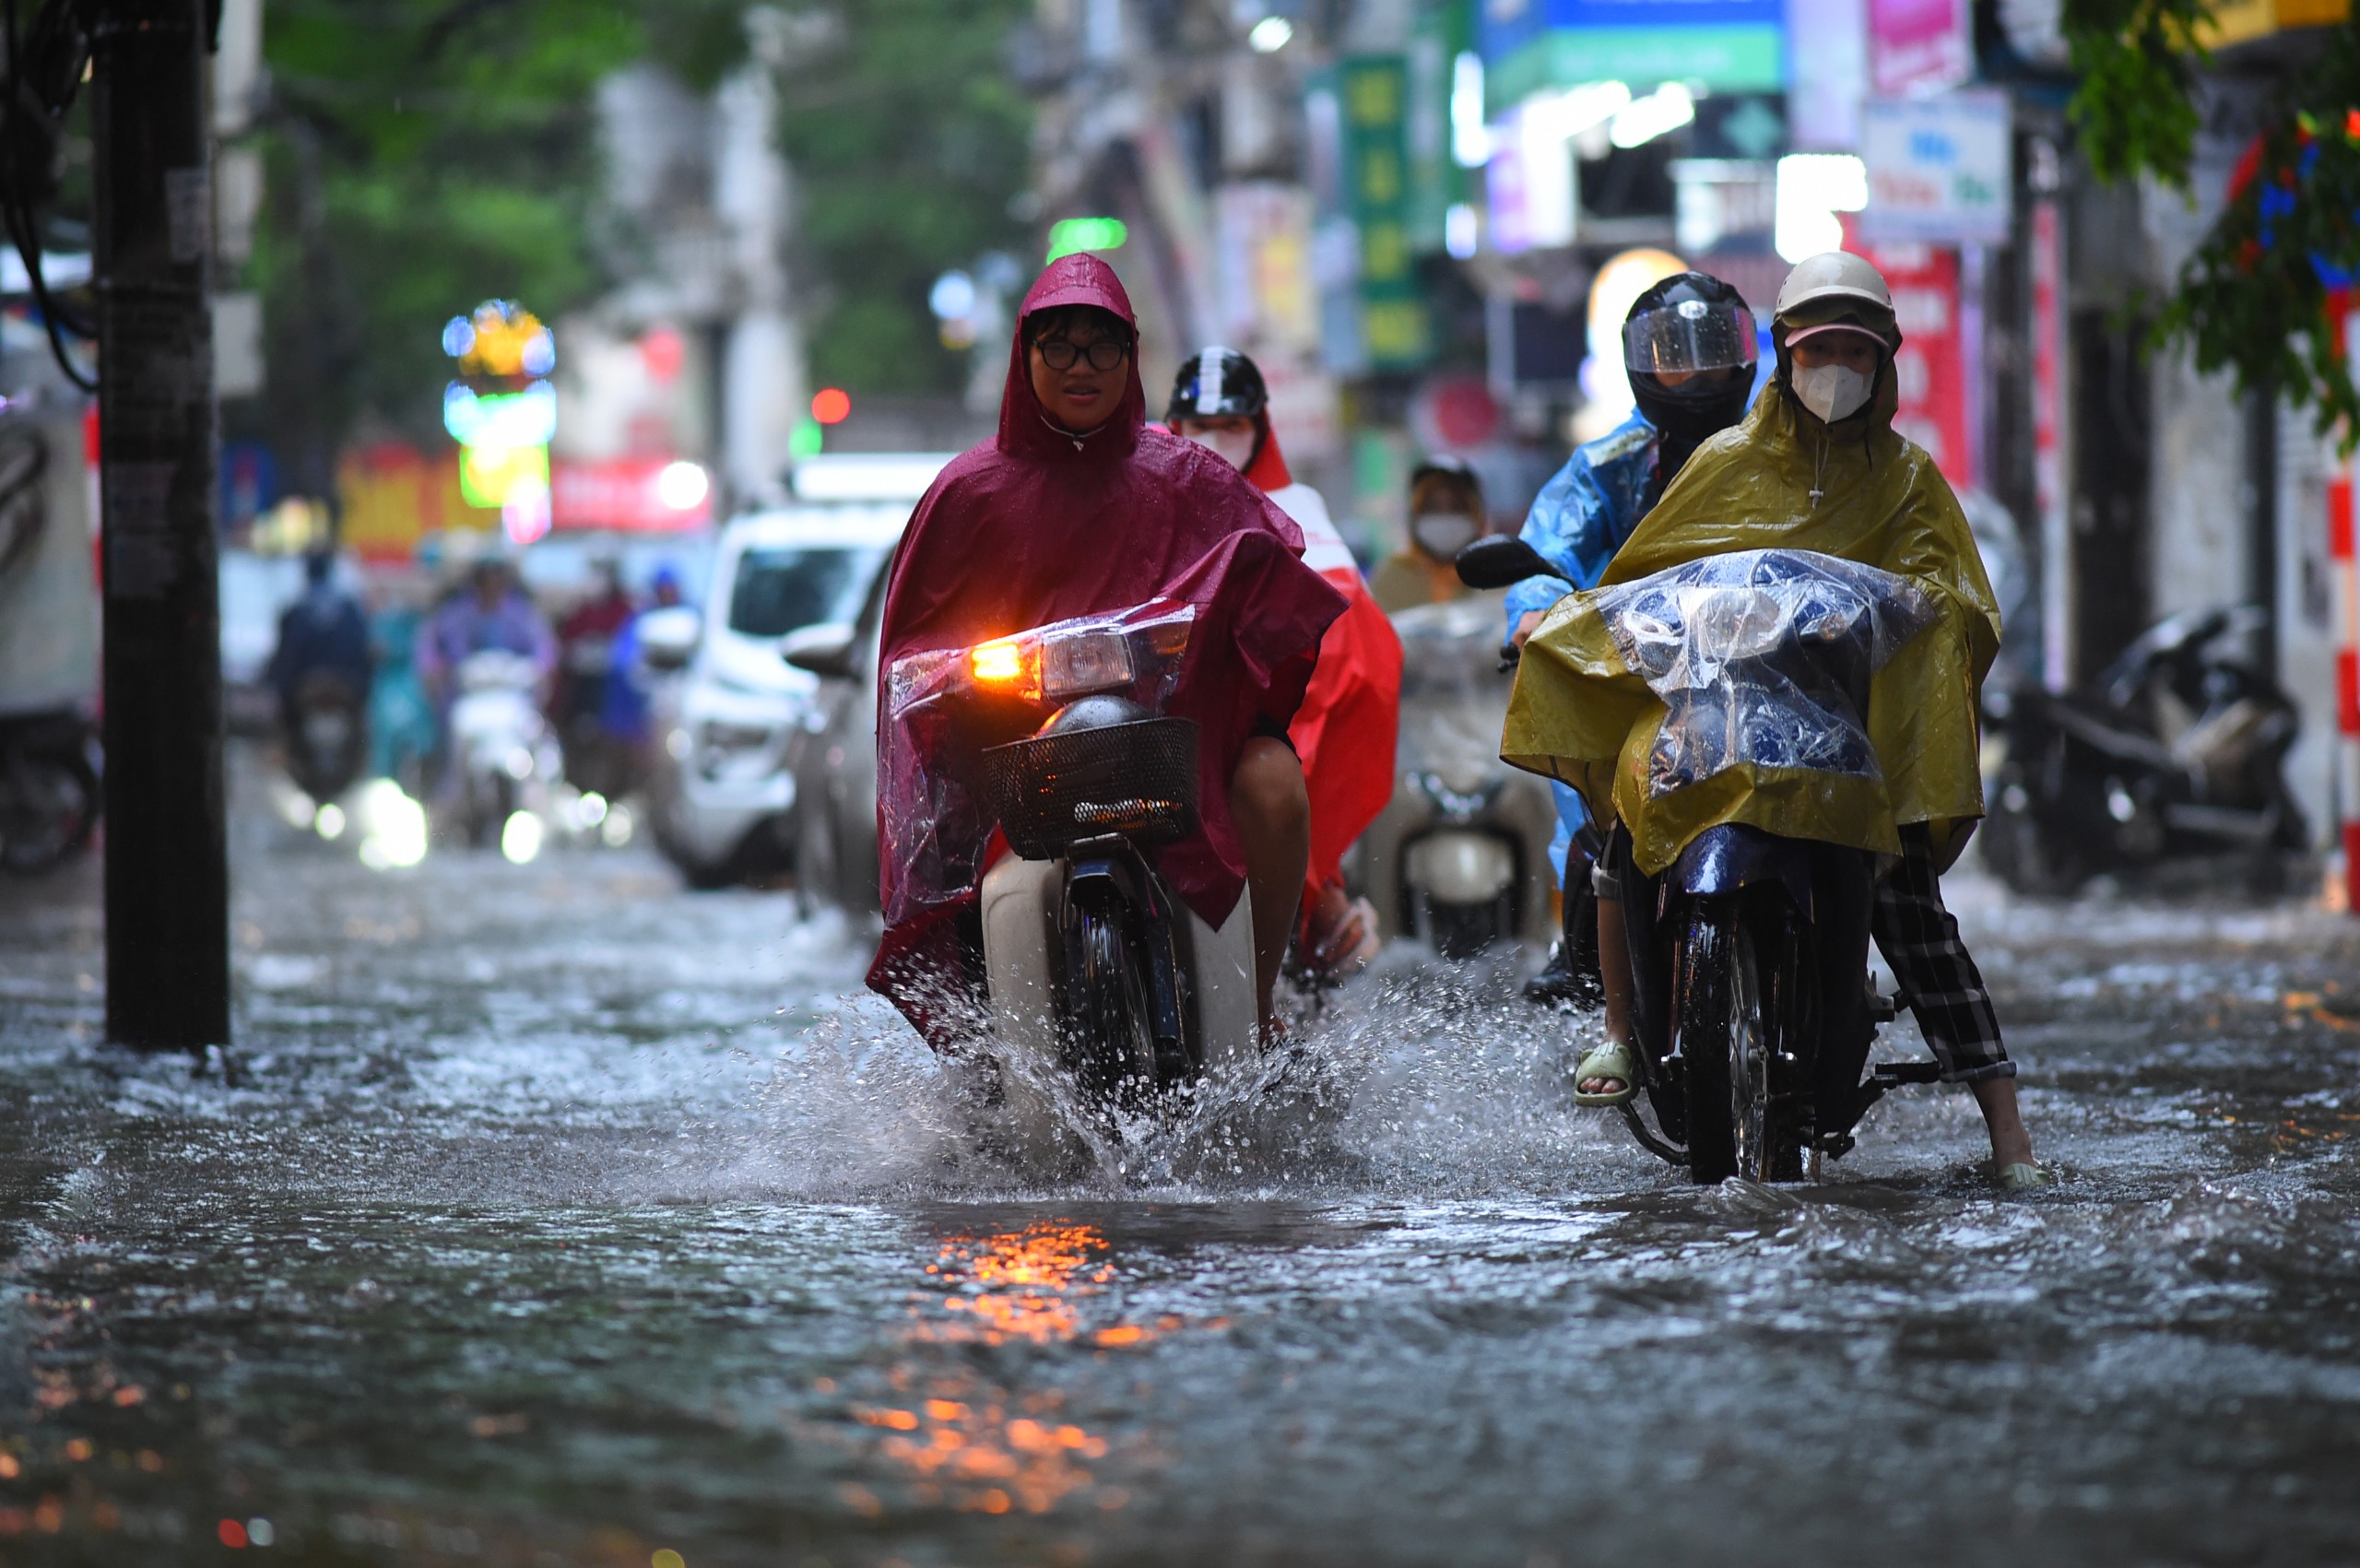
[1479,0,1785,101]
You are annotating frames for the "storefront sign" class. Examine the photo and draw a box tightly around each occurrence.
[1859,91,2011,244]
[550,457,713,533]
[1342,55,1432,370]
[2030,198,2070,691]
[1869,0,1970,97]
[1857,240,1971,490]
[1480,0,1785,104]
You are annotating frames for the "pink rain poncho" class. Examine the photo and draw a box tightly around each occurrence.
[867,254,1346,1042]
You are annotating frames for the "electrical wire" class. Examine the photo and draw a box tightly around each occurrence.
[2,0,96,392]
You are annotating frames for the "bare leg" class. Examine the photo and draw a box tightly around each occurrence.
[1970,1076,2036,1168]
[1230,737,1311,1030]
[1580,893,1635,1096]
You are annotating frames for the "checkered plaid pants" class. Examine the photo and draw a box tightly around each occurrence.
[1873,826,2014,1083]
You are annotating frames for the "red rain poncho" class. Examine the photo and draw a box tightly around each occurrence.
[1241,431,1402,921]
[867,255,1346,1038]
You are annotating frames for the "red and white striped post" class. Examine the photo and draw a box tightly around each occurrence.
[2332,455,2360,913]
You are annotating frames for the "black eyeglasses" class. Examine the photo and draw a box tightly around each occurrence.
[1034,337,1129,371]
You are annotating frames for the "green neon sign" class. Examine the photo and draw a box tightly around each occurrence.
[1045,217,1128,263]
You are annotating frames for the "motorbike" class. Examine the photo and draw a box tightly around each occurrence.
[1978,605,2307,894]
[448,649,560,849]
[878,601,1261,1150]
[1350,593,1557,959]
[1461,537,1946,1183]
[283,669,368,807]
[0,706,99,876]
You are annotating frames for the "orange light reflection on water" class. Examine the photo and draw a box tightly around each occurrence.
[832,1220,1202,1516]
[920,1221,1115,1346]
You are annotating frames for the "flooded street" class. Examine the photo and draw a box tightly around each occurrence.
[3,776,2359,1567]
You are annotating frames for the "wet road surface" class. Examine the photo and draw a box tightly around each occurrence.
[2,783,2359,1566]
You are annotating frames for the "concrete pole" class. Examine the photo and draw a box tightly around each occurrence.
[90,0,230,1049]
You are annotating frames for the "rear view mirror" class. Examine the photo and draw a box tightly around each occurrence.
[1455,536,1554,590]
[636,606,702,670]
[781,621,858,679]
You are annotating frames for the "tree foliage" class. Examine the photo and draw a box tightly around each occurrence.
[232,0,1032,476]
[2066,1,2360,442]
[773,0,1032,396]
[243,0,676,470]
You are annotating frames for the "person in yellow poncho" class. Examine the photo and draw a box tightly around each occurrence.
[1502,252,2040,1185]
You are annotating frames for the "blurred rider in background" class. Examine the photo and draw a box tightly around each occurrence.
[1371,456,1490,614]
[554,555,641,796]
[600,563,686,771]
[268,548,373,736]
[1504,271,1760,1008]
[1169,347,1400,978]
[415,554,557,713]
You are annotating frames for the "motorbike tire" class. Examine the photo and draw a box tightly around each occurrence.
[1979,771,2090,895]
[1672,903,1787,1185]
[1063,896,1159,1114]
[0,746,99,876]
[1426,896,1512,961]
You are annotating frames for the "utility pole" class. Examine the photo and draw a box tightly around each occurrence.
[90,0,230,1050]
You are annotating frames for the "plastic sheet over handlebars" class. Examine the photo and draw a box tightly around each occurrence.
[1589,550,1938,798]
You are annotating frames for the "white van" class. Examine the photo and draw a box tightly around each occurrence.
[641,454,950,887]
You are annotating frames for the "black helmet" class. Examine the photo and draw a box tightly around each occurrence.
[1165,347,1268,424]
[1622,272,1758,449]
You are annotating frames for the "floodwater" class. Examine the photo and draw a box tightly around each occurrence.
[2,781,2358,1566]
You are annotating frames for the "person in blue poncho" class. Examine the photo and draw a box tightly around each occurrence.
[1506,271,1760,1006]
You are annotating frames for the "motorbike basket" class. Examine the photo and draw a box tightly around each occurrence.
[983,716,1200,860]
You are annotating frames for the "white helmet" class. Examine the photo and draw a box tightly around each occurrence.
[1773,252,1893,322]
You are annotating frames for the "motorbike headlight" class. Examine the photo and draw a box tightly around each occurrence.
[1043,629,1134,700]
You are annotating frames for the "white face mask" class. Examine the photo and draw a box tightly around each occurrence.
[1791,361,1873,425]
[1413,513,1480,559]
[1187,429,1257,472]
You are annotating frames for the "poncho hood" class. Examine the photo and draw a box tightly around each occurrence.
[996,253,1149,462]
[1501,361,2000,876]
[870,255,1347,1041]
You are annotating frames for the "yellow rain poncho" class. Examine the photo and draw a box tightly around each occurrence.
[1501,342,2000,877]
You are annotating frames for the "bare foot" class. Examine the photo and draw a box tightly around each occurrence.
[1971,1076,2036,1168]
[1300,884,1380,977]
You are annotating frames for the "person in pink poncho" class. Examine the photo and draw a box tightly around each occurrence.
[867,254,1346,1043]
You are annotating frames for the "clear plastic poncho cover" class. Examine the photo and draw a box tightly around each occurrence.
[879,598,1197,911]
[1502,346,2000,876]
[1592,549,1936,798]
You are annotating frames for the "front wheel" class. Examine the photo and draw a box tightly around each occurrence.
[1672,904,1787,1184]
[0,748,99,875]
[1062,897,1158,1114]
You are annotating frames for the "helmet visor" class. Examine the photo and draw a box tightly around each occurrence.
[1622,299,1759,375]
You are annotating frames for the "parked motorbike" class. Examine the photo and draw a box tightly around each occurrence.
[1979,605,2307,893]
[448,649,559,849]
[0,706,99,876]
[283,670,368,806]
[1465,538,1945,1183]
[1351,593,1556,959]
[880,601,1261,1151]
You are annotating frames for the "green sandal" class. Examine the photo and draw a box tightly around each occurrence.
[1995,1161,2047,1190]
[1571,1039,1638,1107]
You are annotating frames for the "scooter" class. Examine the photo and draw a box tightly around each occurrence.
[283,669,368,807]
[448,649,559,849]
[875,601,1261,1155]
[1461,538,1944,1183]
[0,706,99,876]
[1352,594,1557,960]
[1979,605,2307,893]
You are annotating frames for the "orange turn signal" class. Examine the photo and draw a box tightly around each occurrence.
[970,639,1026,684]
